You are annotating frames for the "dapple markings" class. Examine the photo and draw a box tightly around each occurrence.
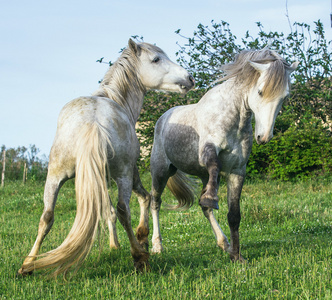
[149,49,298,261]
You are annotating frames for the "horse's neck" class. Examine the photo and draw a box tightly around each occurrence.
[94,84,145,126]
[205,81,253,130]
[229,85,253,130]
[121,90,145,125]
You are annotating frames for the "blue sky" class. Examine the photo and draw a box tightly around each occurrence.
[1,0,331,157]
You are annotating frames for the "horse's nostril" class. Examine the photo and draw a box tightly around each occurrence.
[257,135,261,143]
[189,75,195,85]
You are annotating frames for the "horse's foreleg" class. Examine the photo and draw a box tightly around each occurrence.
[201,207,231,253]
[18,177,64,276]
[116,177,149,272]
[132,165,150,251]
[226,173,245,262]
[199,143,221,209]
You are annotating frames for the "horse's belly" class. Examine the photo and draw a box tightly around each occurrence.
[166,148,204,176]
[163,127,205,176]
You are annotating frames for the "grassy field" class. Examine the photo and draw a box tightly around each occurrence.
[0,174,331,299]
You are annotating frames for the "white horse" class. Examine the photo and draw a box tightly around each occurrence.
[149,49,298,261]
[18,39,194,276]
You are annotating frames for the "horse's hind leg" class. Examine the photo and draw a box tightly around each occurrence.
[115,174,149,272]
[132,165,150,251]
[106,195,120,249]
[107,165,150,251]
[17,175,66,275]
[226,173,245,262]
[150,164,175,254]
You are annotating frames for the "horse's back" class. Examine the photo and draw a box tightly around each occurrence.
[58,96,129,130]
[48,96,138,179]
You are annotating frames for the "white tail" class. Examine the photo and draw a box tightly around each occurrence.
[22,122,113,277]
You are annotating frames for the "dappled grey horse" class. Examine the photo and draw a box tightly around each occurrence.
[18,39,194,276]
[150,49,298,261]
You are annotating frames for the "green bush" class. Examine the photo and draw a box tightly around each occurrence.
[247,111,332,180]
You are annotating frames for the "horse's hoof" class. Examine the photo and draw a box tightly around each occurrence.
[151,245,163,254]
[133,252,150,273]
[109,243,120,250]
[136,227,149,250]
[16,268,33,278]
[134,260,151,273]
[230,254,246,263]
[140,241,149,252]
[199,198,219,209]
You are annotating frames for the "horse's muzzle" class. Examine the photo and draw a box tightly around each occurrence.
[256,134,272,145]
[178,75,195,92]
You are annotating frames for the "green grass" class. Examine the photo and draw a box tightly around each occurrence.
[0,175,331,299]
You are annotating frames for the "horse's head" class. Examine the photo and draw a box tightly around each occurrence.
[128,39,195,94]
[248,60,298,145]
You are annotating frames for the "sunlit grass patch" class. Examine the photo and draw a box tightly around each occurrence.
[0,175,331,299]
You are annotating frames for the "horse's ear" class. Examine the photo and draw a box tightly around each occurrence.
[288,61,299,73]
[128,38,141,56]
[249,61,270,73]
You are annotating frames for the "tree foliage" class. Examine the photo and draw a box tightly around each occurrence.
[0,145,48,182]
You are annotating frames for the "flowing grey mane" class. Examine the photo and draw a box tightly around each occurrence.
[220,49,291,101]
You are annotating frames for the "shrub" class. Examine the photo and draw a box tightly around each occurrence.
[247,111,332,180]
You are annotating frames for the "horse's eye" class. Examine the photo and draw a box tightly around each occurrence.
[258,90,263,96]
[152,57,160,63]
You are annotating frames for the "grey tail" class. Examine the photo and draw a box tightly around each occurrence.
[165,170,196,210]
